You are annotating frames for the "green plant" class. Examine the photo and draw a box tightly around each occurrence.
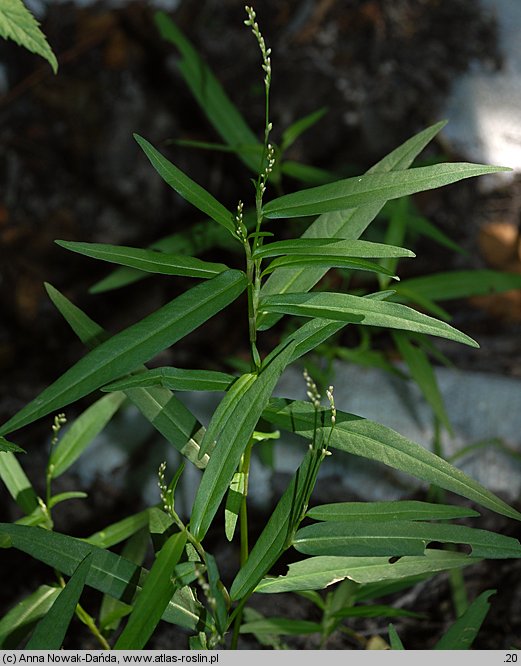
[1,6,521,650]
[0,0,57,73]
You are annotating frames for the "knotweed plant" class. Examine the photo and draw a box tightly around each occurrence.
[1,6,521,651]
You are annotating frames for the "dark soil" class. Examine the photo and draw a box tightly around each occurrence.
[1,0,520,650]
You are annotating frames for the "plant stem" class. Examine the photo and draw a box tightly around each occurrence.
[75,603,112,650]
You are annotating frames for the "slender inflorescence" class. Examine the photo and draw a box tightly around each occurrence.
[51,413,66,446]
[244,6,271,91]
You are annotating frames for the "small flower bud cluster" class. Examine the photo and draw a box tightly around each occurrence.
[244,6,271,88]
[259,143,275,196]
[51,413,67,446]
[235,200,247,241]
[157,461,173,514]
[303,368,321,409]
[326,385,336,426]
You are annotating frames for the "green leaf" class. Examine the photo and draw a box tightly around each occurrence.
[134,135,237,235]
[225,471,246,542]
[395,270,521,302]
[281,107,328,152]
[263,163,510,219]
[26,554,92,649]
[262,399,521,522]
[115,530,187,649]
[253,238,415,261]
[434,589,496,649]
[102,368,236,394]
[293,521,521,558]
[307,501,479,523]
[0,452,39,514]
[258,121,456,330]
[0,524,209,632]
[392,331,451,431]
[205,553,228,635]
[90,218,242,294]
[239,618,321,636]
[280,160,337,185]
[259,291,479,347]
[388,624,405,650]
[0,437,25,454]
[48,491,87,509]
[256,550,477,594]
[57,241,229,279]
[0,270,246,436]
[49,393,125,478]
[154,12,262,174]
[0,585,61,649]
[230,452,315,601]
[44,284,211,469]
[332,605,421,620]
[190,341,296,540]
[262,255,400,279]
[83,510,151,549]
[0,0,57,73]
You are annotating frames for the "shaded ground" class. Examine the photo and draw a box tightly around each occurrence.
[1,0,520,650]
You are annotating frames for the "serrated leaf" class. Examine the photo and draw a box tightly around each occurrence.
[26,553,92,649]
[134,135,236,235]
[0,585,60,649]
[49,392,125,478]
[57,241,229,279]
[259,291,479,347]
[0,270,246,437]
[307,501,479,523]
[434,589,496,649]
[0,0,57,73]
[262,399,521,522]
[154,12,262,174]
[115,531,187,649]
[0,524,209,631]
[0,437,24,454]
[190,341,296,540]
[293,521,521,558]
[256,550,475,594]
[263,163,510,219]
[102,367,236,393]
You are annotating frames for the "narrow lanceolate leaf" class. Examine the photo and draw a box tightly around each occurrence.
[154,12,262,174]
[225,471,246,542]
[83,510,150,549]
[26,554,92,649]
[102,368,236,394]
[434,590,496,650]
[392,331,451,432]
[230,453,314,601]
[0,585,61,649]
[49,393,125,478]
[0,452,39,514]
[0,0,58,73]
[388,624,405,650]
[307,501,479,523]
[259,292,479,347]
[190,342,296,540]
[395,269,521,302]
[56,241,229,279]
[262,256,399,279]
[135,135,236,235]
[256,549,474,594]
[0,437,24,454]
[253,238,414,261]
[0,524,209,632]
[45,284,210,469]
[258,121,456,330]
[293,521,521,559]
[263,163,510,219]
[0,270,246,437]
[281,107,328,152]
[48,492,87,509]
[239,618,321,636]
[115,531,187,649]
[262,399,521,522]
